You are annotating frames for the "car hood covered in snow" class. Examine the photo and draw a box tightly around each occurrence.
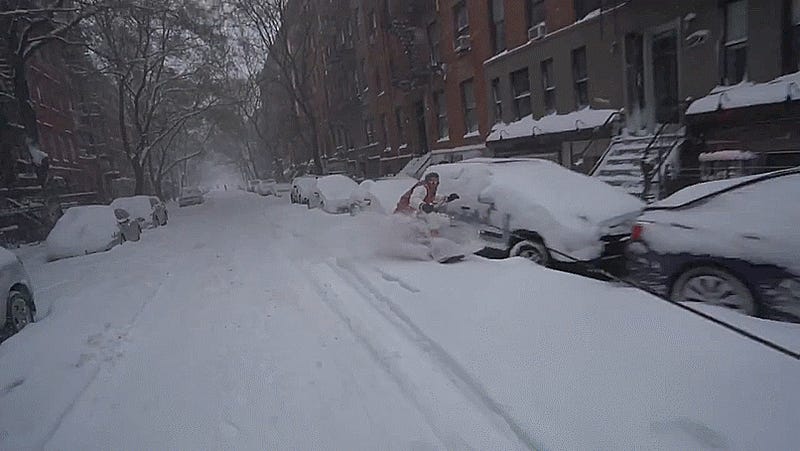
[430,158,644,260]
[46,205,121,261]
[111,196,154,224]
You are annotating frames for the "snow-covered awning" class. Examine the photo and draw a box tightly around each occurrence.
[486,108,620,143]
[698,150,758,162]
[686,71,800,116]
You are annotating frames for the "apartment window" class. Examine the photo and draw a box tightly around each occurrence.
[792,0,800,70]
[527,0,545,29]
[395,108,406,144]
[434,91,449,140]
[376,69,383,93]
[364,119,376,144]
[381,114,389,146]
[491,78,503,123]
[572,46,589,108]
[427,21,441,64]
[541,58,556,114]
[490,0,505,54]
[461,79,478,134]
[368,10,377,42]
[453,1,469,46]
[359,59,367,91]
[511,68,532,119]
[723,0,748,85]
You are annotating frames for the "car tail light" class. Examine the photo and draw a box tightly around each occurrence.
[631,222,645,241]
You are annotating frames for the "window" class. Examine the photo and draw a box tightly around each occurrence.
[453,1,469,47]
[491,78,503,123]
[381,114,389,146]
[395,108,406,144]
[510,68,532,119]
[427,21,441,65]
[541,58,556,114]
[527,0,545,30]
[368,9,377,42]
[359,59,367,91]
[723,0,748,85]
[461,79,478,134]
[490,0,505,54]
[364,119,376,144]
[572,46,589,108]
[375,69,382,93]
[792,0,800,70]
[434,91,449,140]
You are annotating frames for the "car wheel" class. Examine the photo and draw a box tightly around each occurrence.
[670,266,757,315]
[5,290,34,335]
[510,239,550,267]
[161,211,168,226]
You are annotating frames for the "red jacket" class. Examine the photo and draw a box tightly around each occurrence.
[394,181,436,214]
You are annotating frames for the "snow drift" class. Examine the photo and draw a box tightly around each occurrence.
[46,206,121,261]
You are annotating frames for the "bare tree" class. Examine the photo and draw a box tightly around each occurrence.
[0,0,108,181]
[84,0,230,194]
[232,0,323,175]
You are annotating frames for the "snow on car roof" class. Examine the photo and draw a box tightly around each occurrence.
[315,174,358,199]
[648,167,800,210]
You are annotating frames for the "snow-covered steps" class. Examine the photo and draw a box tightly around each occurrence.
[591,128,685,199]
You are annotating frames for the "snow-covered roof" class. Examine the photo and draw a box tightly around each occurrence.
[686,71,800,115]
[698,150,758,162]
[486,108,619,142]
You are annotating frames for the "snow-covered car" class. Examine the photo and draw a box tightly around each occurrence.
[309,174,359,214]
[627,167,800,321]
[247,180,259,192]
[429,158,644,270]
[290,175,318,204]
[255,179,278,196]
[348,177,417,215]
[178,188,204,207]
[110,195,168,228]
[46,205,142,261]
[1,247,36,340]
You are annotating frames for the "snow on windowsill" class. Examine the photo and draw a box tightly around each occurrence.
[437,137,450,143]
[463,130,481,139]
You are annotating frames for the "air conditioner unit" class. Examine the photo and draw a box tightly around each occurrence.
[454,35,471,52]
[528,22,546,41]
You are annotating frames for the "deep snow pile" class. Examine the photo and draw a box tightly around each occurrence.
[429,159,644,260]
[487,108,619,142]
[349,177,417,214]
[46,206,120,261]
[312,174,359,213]
[110,196,154,225]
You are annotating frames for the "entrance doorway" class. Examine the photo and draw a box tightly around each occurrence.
[624,21,680,132]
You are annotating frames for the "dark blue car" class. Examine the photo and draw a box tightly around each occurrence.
[626,168,800,322]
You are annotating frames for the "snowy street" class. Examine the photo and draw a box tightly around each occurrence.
[2,191,799,450]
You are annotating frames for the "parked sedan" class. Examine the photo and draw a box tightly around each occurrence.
[111,195,168,228]
[309,174,358,214]
[626,168,800,321]
[256,179,278,196]
[1,247,35,340]
[291,175,318,204]
[429,158,644,272]
[46,205,142,261]
[178,188,205,207]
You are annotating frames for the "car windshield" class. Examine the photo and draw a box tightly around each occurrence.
[1,2,798,450]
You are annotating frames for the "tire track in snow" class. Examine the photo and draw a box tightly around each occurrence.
[330,257,544,451]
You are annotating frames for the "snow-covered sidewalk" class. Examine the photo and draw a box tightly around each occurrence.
[2,191,798,449]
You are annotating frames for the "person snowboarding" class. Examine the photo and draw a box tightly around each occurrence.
[394,173,462,263]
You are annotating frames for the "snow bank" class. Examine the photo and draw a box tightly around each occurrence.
[687,71,800,115]
[640,171,800,274]
[46,206,120,261]
[487,108,619,142]
[334,258,800,450]
[110,196,154,226]
[314,175,359,214]
[349,177,417,214]
[0,246,19,267]
[429,159,644,260]
[650,170,790,208]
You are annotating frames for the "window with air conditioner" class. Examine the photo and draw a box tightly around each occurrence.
[527,0,545,37]
[723,0,748,85]
[511,68,532,119]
